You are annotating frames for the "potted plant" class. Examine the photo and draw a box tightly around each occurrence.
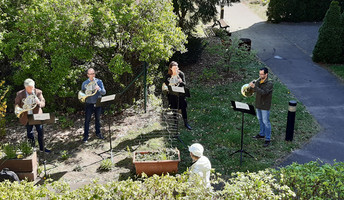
[133,148,180,176]
[0,142,38,181]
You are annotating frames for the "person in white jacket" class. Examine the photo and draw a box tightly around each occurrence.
[188,143,212,188]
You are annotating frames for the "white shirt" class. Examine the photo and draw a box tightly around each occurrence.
[190,156,212,188]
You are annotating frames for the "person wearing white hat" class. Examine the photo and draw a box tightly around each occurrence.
[188,143,212,188]
[15,78,50,152]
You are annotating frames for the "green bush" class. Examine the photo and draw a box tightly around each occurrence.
[313,1,343,64]
[1,162,344,199]
[267,0,344,23]
[2,143,17,159]
[276,161,344,199]
[0,0,186,111]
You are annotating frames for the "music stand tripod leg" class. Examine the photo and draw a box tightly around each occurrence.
[41,125,47,179]
[108,110,113,163]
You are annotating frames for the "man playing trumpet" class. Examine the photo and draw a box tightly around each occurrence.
[14,78,50,152]
[250,67,274,147]
[81,68,106,143]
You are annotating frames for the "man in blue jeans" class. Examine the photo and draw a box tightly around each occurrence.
[250,67,273,147]
[82,68,106,143]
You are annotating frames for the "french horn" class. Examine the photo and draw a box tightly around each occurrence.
[241,78,260,97]
[15,94,38,118]
[78,80,98,103]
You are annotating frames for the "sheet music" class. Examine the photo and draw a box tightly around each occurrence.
[101,94,116,102]
[33,113,50,120]
[171,86,185,93]
[235,101,249,110]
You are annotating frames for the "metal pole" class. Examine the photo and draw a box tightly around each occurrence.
[143,62,147,113]
[285,100,297,141]
[220,5,225,19]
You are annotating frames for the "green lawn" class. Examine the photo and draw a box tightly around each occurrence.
[175,61,320,177]
[328,65,344,81]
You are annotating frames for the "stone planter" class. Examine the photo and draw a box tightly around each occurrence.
[0,151,38,181]
[133,150,180,176]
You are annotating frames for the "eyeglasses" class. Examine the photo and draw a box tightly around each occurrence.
[88,73,95,75]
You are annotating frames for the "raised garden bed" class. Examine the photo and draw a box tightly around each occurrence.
[133,149,180,176]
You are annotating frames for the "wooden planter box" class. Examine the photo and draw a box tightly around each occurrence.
[0,151,38,181]
[133,150,180,176]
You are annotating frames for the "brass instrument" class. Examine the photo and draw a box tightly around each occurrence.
[168,67,181,86]
[78,80,98,103]
[15,94,38,118]
[241,78,260,97]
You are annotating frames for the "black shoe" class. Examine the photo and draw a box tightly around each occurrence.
[82,137,88,143]
[96,134,104,140]
[40,148,51,153]
[263,140,270,147]
[252,134,265,139]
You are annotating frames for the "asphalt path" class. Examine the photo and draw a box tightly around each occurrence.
[222,3,344,166]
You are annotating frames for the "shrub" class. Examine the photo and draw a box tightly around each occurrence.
[0,80,8,138]
[221,169,295,199]
[313,1,343,64]
[267,0,344,23]
[98,159,115,172]
[2,143,17,159]
[276,161,344,199]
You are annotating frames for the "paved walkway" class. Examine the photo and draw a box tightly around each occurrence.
[221,3,344,166]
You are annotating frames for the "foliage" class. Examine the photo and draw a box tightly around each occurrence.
[98,159,114,172]
[1,142,34,159]
[2,143,17,159]
[135,148,179,161]
[1,162,344,198]
[0,0,186,111]
[313,1,343,64]
[57,115,73,129]
[0,80,8,137]
[276,161,344,199]
[172,0,239,34]
[221,169,295,199]
[19,142,33,157]
[206,36,256,73]
[267,0,344,23]
[60,150,70,161]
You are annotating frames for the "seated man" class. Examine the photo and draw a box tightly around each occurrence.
[188,143,212,188]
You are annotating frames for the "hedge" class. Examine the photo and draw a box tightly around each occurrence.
[267,0,344,23]
[1,161,344,199]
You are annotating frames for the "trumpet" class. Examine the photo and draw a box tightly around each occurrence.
[15,94,38,118]
[78,80,98,103]
[241,78,260,97]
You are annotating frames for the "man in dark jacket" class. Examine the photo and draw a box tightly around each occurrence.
[250,67,273,147]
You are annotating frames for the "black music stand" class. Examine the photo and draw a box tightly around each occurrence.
[229,101,256,166]
[96,94,120,163]
[167,86,190,148]
[28,113,56,178]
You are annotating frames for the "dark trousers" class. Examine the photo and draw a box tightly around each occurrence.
[84,103,102,140]
[26,124,44,150]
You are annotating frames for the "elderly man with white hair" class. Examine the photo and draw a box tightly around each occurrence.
[14,78,50,152]
[188,143,212,188]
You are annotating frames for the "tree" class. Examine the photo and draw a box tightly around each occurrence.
[172,0,239,34]
[0,0,187,110]
[312,1,342,64]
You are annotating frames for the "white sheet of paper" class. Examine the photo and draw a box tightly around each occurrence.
[33,113,50,121]
[101,94,116,102]
[171,86,185,93]
[235,101,249,110]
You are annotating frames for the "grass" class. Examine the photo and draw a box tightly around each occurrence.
[328,65,344,81]
[241,0,269,21]
[174,60,320,177]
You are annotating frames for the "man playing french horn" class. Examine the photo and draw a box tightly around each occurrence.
[81,68,106,143]
[14,78,50,152]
